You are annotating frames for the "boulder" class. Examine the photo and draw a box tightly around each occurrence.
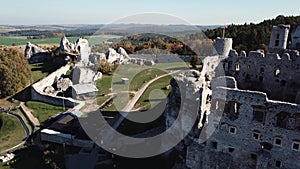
[89,53,106,64]
[56,77,73,91]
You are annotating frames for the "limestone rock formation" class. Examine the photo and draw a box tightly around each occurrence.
[117,47,129,58]
[25,42,46,59]
[24,42,50,63]
[106,47,130,64]
[76,38,91,65]
[56,77,73,91]
[60,36,75,52]
[106,48,119,63]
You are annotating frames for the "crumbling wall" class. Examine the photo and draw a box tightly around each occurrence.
[165,51,300,169]
[222,50,300,103]
[31,65,84,109]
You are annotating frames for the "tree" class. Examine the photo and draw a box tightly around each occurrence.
[0,48,31,97]
[204,15,300,52]
[190,56,202,70]
[97,59,113,75]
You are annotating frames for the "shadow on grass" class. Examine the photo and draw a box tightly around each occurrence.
[143,98,166,102]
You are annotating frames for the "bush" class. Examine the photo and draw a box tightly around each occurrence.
[190,55,202,70]
[97,59,113,75]
[0,48,32,97]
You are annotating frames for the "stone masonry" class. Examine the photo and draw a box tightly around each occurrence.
[166,24,300,169]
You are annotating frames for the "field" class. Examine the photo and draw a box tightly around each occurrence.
[95,62,187,111]
[0,35,121,46]
[129,68,167,91]
[134,75,172,110]
[0,113,26,153]
[96,75,113,95]
[25,101,67,122]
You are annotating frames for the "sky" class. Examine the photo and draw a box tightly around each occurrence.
[0,0,300,25]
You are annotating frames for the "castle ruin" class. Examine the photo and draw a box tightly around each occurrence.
[166,24,300,169]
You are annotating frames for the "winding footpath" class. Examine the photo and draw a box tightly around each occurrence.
[112,70,180,129]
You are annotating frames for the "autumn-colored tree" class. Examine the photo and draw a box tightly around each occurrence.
[97,59,113,75]
[0,48,32,97]
[190,55,202,71]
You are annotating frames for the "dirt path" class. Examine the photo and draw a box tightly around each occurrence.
[112,70,180,129]
[20,102,40,127]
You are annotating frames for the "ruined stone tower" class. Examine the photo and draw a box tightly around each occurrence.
[268,24,290,53]
[291,24,300,50]
[166,24,300,169]
[213,38,233,56]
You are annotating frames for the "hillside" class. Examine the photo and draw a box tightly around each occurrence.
[204,15,300,52]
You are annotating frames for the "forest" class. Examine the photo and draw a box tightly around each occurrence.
[204,15,300,52]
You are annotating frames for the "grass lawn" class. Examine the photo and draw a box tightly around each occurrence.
[134,75,172,111]
[0,35,121,46]
[102,93,134,112]
[96,75,112,95]
[0,113,26,153]
[95,62,186,111]
[97,95,112,107]
[111,62,188,92]
[129,68,167,91]
[25,101,67,122]
[30,63,49,82]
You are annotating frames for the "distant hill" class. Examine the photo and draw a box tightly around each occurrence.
[204,15,300,52]
[0,24,219,37]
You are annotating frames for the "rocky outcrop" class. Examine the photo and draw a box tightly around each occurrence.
[117,47,129,58]
[56,77,73,91]
[24,42,50,63]
[60,36,75,52]
[106,48,120,63]
[105,47,130,64]
[25,42,46,59]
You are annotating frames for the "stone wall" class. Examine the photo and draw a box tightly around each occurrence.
[41,129,94,148]
[190,85,300,169]
[164,37,300,168]
[31,65,84,109]
[222,50,300,103]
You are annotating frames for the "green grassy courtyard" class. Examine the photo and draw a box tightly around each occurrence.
[25,101,67,122]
